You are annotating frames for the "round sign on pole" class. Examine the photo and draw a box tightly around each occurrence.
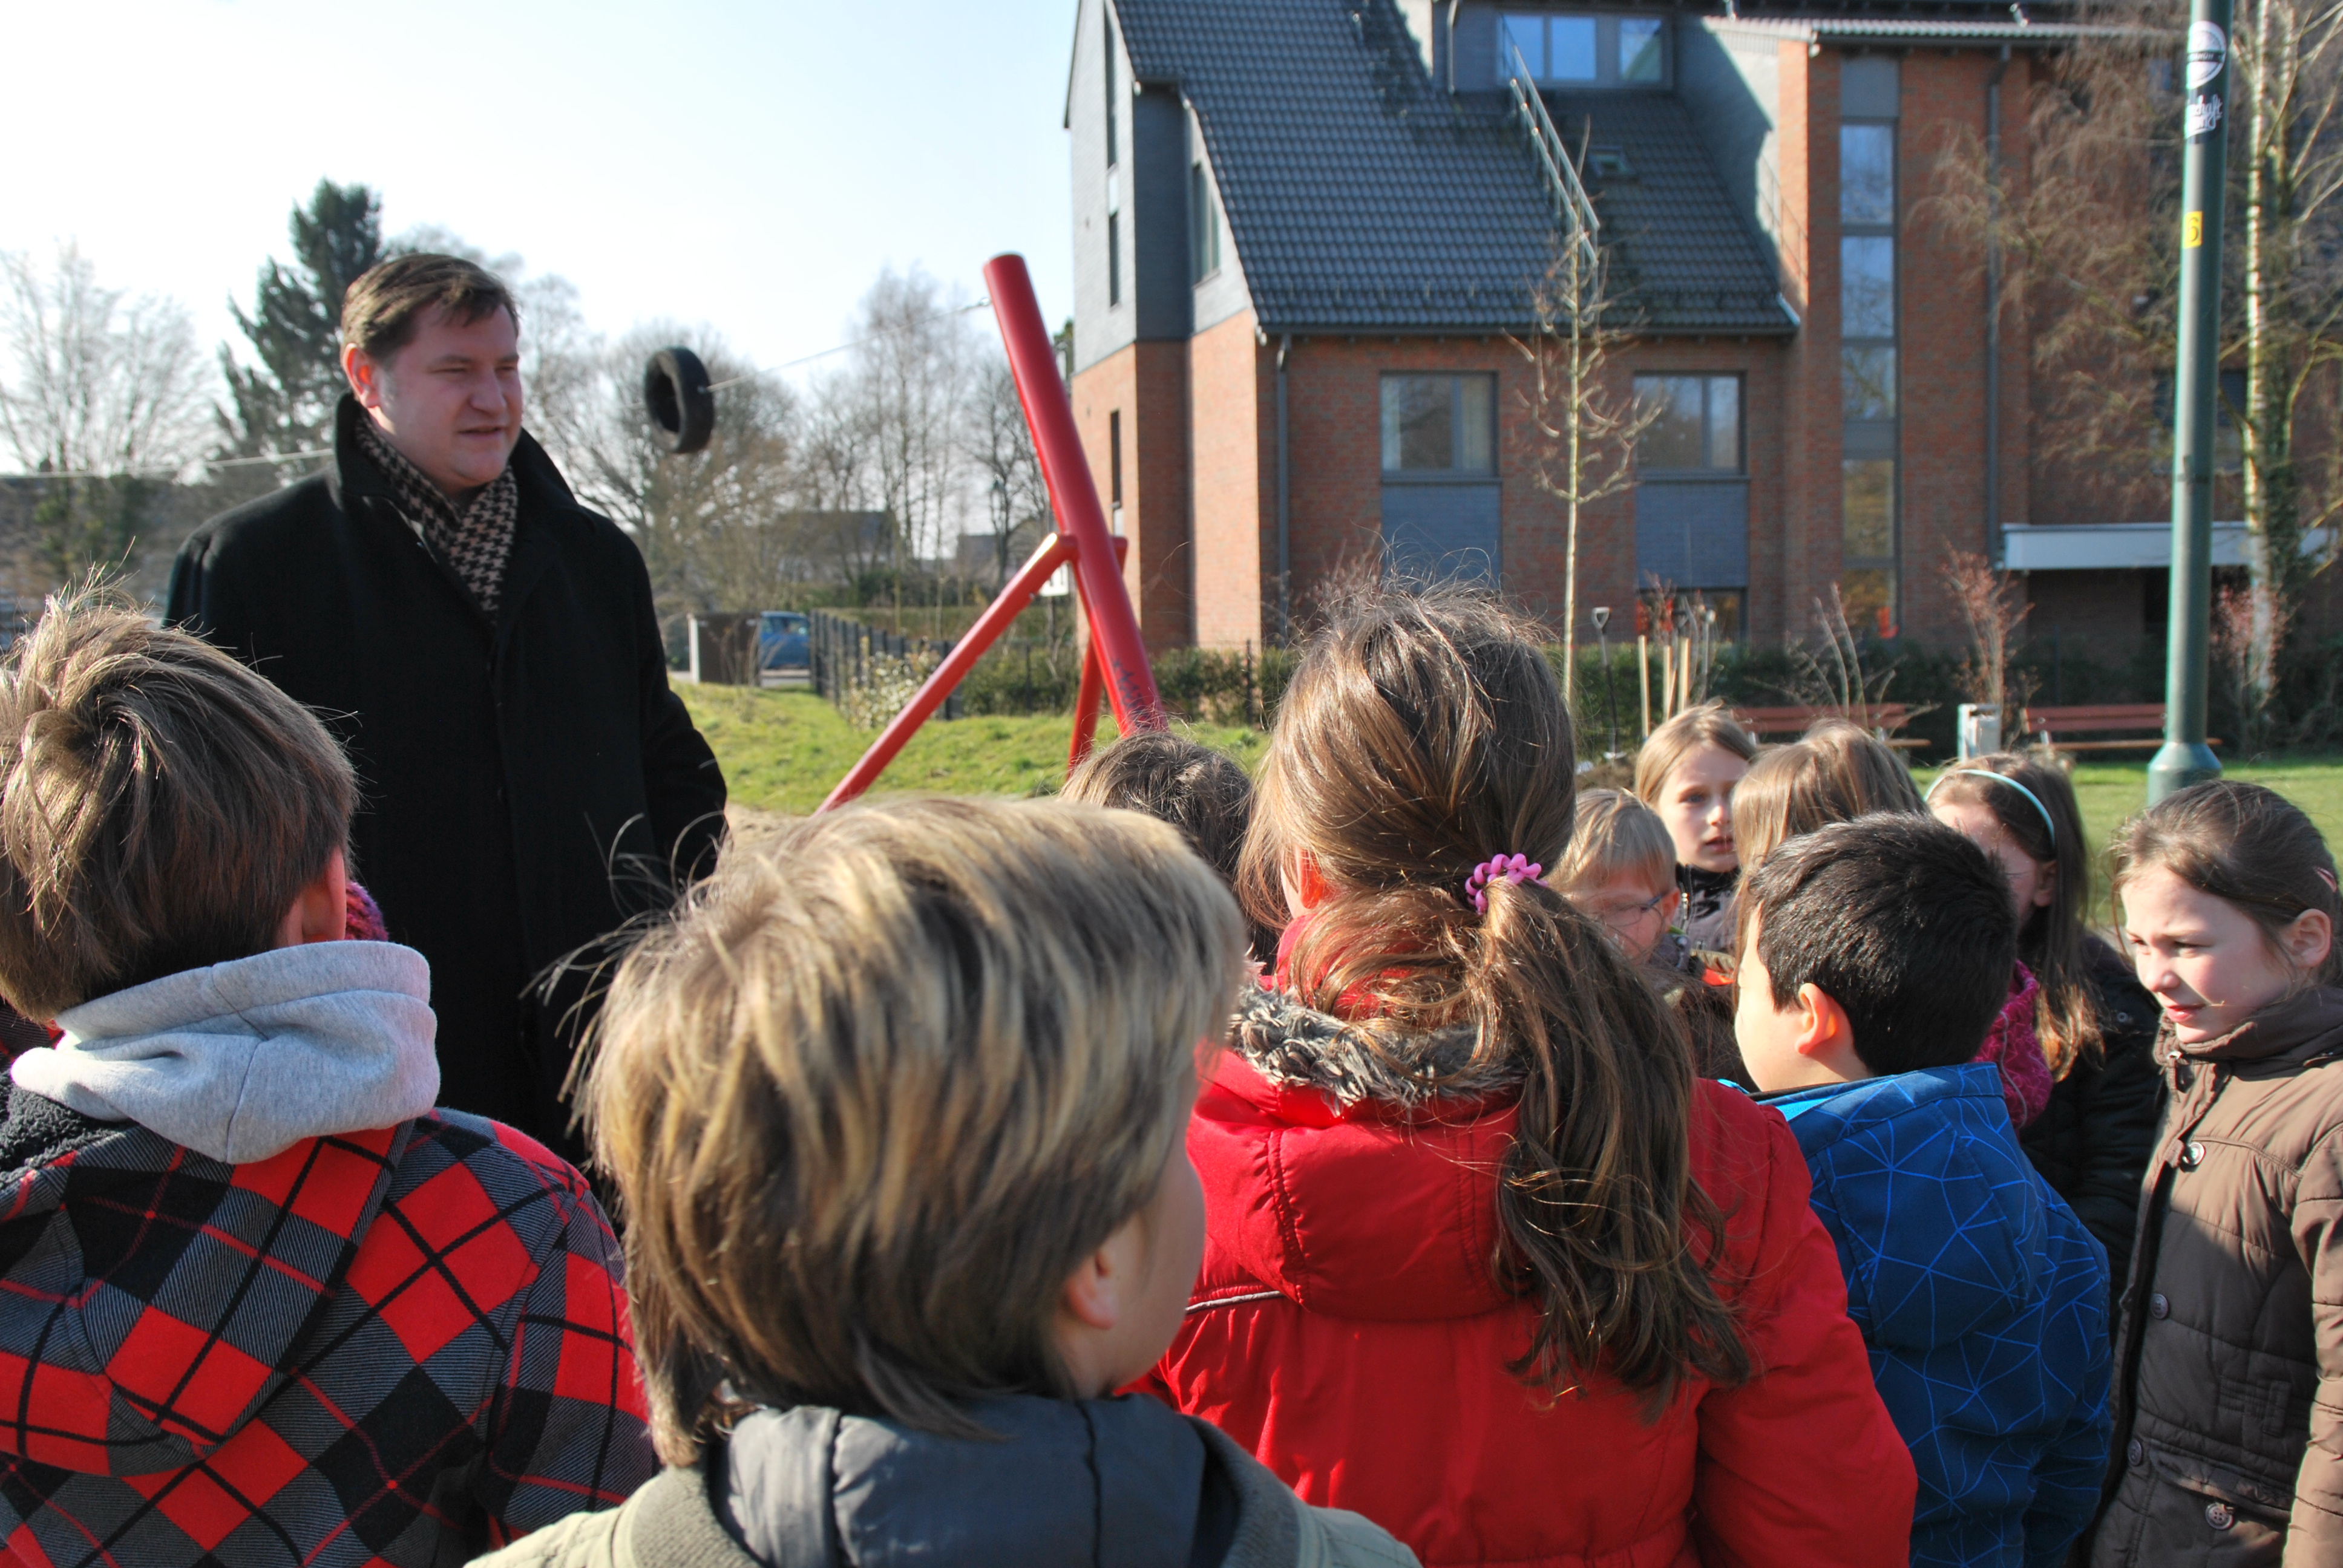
[2187,21,2226,87]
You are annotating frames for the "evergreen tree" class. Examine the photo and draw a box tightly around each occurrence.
[216,180,386,457]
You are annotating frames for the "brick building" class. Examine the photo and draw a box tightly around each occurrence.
[1063,0,2204,664]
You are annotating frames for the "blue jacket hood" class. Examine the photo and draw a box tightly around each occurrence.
[1765,1063,2051,1347]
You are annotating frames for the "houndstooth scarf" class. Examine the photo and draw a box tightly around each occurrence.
[354,415,517,615]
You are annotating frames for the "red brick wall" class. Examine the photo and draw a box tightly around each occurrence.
[1071,341,1200,652]
[1189,310,1273,648]
[1775,39,1838,648]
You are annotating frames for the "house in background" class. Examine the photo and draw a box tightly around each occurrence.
[1063,0,2202,667]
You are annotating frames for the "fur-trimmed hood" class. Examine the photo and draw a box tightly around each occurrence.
[1229,985,1522,1111]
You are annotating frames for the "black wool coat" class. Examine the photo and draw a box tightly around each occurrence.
[168,399,726,1149]
[2019,935,2164,1292]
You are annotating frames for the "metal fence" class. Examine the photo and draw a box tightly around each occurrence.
[809,610,963,722]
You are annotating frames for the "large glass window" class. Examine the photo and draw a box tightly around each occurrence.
[1381,375,1496,474]
[1842,460,1895,558]
[1840,237,1896,339]
[1503,13,1662,87]
[1620,18,1664,82]
[1840,123,1894,224]
[1377,373,1490,471]
[1843,344,1897,420]
[1839,96,1899,634]
[1634,375,1742,471]
[1190,162,1220,282]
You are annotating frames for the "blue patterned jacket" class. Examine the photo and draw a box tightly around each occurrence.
[1760,1063,2112,1568]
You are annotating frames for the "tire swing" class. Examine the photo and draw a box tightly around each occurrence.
[643,346,716,454]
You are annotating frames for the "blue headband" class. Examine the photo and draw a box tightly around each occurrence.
[1927,768,2059,849]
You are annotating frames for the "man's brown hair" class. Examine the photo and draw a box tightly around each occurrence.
[341,253,519,362]
[0,589,356,1018]
[586,796,1247,1461]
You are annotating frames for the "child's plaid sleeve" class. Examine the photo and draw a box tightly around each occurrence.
[474,1171,658,1545]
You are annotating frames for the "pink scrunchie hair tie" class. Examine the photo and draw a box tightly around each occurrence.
[1466,854,1544,913]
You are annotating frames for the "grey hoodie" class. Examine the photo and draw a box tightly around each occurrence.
[9,940,440,1164]
[474,1393,1418,1568]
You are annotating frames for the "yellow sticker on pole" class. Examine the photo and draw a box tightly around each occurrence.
[2184,211,2204,247]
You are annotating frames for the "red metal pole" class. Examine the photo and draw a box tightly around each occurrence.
[1067,638,1106,769]
[819,531,1077,811]
[983,253,1164,733]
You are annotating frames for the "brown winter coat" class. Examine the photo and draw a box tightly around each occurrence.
[2090,985,2343,1567]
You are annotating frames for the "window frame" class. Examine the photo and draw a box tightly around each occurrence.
[1189,161,1221,283]
[1500,12,1671,90]
[1632,374,1745,475]
[1379,373,1499,479]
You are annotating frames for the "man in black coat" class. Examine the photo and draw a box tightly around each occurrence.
[169,254,726,1156]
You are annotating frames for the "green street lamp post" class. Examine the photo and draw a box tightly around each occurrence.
[2149,0,2234,804]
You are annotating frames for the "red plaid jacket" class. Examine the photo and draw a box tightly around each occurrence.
[0,1086,656,1567]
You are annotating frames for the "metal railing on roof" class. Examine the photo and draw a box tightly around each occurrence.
[1502,37,1601,266]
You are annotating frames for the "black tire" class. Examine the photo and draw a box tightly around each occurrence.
[643,347,716,454]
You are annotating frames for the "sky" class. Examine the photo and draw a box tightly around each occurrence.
[2,0,1077,391]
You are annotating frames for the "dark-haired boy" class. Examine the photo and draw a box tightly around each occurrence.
[1735,814,2111,1568]
[0,593,654,1565]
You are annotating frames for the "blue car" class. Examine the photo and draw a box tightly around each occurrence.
[758,612,810,677]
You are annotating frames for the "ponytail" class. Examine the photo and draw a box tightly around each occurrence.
[1243,591,1749,1406]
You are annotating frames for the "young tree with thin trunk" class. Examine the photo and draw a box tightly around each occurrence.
[1512,236,1655,710]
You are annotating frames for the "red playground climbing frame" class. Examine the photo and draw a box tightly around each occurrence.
[818,253,1166,811]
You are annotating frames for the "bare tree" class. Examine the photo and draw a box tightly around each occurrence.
[1510,236,1656,710]
[841,267,980,618]
[1942,548,2036,722]
[0,243,208,586]
[1932,0,2343,710]
[965,353,1049,587]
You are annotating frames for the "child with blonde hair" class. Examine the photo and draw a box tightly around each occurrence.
[2089,782,2343,1564]
[480,796,1414,1568]
[1555,789,1746,1082]
[1552,789,1681,964]
[1633,702,1758,952]
[1152,592,1913,1567]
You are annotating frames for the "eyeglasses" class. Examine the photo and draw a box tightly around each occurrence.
[1590,890,1673,928]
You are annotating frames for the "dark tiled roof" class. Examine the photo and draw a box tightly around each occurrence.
[1112,0,1791,335]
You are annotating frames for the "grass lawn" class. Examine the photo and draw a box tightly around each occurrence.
[689,685,2343,885]
[683,685,1268,817]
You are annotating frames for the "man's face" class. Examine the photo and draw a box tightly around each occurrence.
[344,305,523,498]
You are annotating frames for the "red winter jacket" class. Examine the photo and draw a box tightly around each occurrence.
[1150,988,1916,1568]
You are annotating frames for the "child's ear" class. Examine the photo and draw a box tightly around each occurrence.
[1660,887,1683,926]
[1060,1241,1124,1334]
[275,849,350,950]
[2284,906,2334,973]
[1792,984,1852,1059]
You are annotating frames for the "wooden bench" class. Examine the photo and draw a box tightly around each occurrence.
[1732,704,1928,750]
[2020,703,2221,753]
